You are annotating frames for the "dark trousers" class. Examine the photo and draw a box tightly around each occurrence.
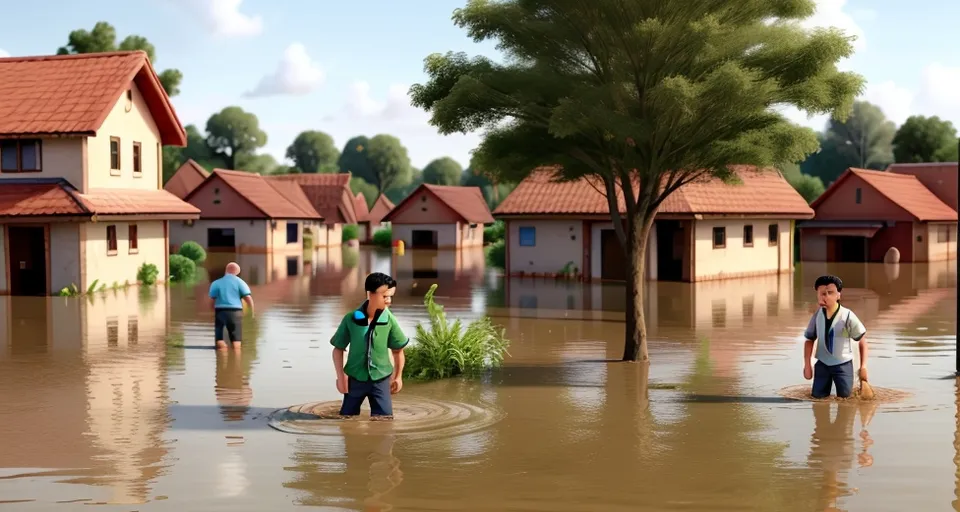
[812,360,854,398]
[340,376,393,417]
[214,309,243,343]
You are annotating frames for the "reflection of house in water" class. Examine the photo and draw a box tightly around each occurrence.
[0,288,170,504]
[205,251,305,286]
[390,248,486,299]
[799,261,957,314]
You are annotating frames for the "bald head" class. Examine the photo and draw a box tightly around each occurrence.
[225,262,241,275]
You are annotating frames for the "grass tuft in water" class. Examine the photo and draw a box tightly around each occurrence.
[404,284,510,381]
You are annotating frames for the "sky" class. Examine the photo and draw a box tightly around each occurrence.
[1,0,958,169]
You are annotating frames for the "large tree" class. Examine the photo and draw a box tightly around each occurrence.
[286,130,340,174]
[463,158,516,208]
[422,157,464,186]
[337,136,374,179]
[365,134,413,193]
[800,101,895,184]
[892,115,959,163]
[162,124,226,183]
[205,107,268,170]
[411,0,862,362]
[57,21,182,97]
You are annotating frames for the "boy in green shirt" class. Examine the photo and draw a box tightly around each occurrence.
[331,272,409,418]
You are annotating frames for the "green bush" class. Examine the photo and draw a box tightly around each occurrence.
[342,247,359,268]
[486,239,506,269]
[372,228,393,248]
[178,241,207,264]
[169,254,197,283]
[484,220,505,245]
[404,284,510,381]
[342,224,359,242]
[137,263,160,285]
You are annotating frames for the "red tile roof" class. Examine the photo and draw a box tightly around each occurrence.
[354,192,371,222]
[164,159,210,199]
[494,166,814,218]
[0,51,186,146]
[385,184,495,224]
[367,194,395,224]
[886,162,958,212]
[187,170,323,220]
[0,178,200,217]
[811,168,957,222]
[268,173,358,224]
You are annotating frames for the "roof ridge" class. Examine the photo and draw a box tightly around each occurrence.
[0,50,147,63]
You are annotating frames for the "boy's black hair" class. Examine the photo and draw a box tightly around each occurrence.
[365,272,397,293]
[814,275,843,292]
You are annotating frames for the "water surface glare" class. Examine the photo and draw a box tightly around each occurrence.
[0,249,957,511]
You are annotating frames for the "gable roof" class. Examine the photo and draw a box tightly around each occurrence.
[0,178,200,218]
[354,192,371,222]
[185,170,323,220]
[886,162,958,212]
[267,173,358,224]
[0,51,186,146]
[810,168,957,222]
[164,159,210,199]
[494,165,814,218]
[385,184,495,224]
[367,194,395,224]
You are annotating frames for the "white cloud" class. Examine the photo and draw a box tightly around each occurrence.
[802,0,866,51]
[861,80,914,125]
[0,49,9,58]
[244,43,325,98]
[343,81,422,121]
[916,63,960,123]
[173,0,263,38]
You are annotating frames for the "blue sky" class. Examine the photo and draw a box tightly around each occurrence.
[1,0,958,169]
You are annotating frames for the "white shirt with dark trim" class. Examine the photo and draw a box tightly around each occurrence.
[803,305,867,367]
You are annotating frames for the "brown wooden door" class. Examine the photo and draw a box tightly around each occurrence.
[8,226,47,296]
[600,229,626,281]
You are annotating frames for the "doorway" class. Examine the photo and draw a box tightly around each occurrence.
[656,221,685,281]
[600,229,626,280]
[8,226,47,296]
[207,228,236,250]
[831,236,868,262]
[411,229,438,249]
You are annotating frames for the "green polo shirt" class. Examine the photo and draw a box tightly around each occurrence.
[331,301,410,382]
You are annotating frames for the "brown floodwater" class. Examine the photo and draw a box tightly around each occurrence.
[0,248,956,511]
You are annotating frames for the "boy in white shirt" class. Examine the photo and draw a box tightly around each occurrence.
[802,275,869,398]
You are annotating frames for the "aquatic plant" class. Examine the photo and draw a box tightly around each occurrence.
[483,220,505,245]
[404,284,510,380]
[137,263,160,285]
[58,283,81,297]
[342,224,359,242]
[168,254,197,283]
[177,241,206,264]
[86,279,100,295]
[485,239,506,269]
[372,228,392,248]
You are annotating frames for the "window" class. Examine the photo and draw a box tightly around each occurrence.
[107,225,118,255]
[0,139,42,172]
[712,299,726,328]
[132,142,142,175]
[286,222,299,243]
[743,224,754,247]
[128,224,139,253]
[110,137,121,172]
[107,318,119,347]
[938,225,951,243]
[855,187,862,204]
[128,318,139,345]
[768,223,779,246]
[518,226,536,246]
[712,227,726,249]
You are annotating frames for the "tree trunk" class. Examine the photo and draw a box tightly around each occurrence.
[622,212,656,362]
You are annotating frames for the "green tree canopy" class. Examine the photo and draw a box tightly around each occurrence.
[422,157,464,186]
[892,115,959,163]
[57,21,182,97]
[161,124,226,183]
[365,134,413,192]
[338,136,374,180]
[286,130,340,173]
[410,0,862,361]
[205,107,268,170]
[349,177,379,209]
[800,101,895,184]
[237,153,280,175]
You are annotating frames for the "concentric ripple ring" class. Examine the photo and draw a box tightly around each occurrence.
[268,395,505,438]
[777,384,912,403]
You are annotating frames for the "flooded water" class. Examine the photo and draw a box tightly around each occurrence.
[0,247,957,511]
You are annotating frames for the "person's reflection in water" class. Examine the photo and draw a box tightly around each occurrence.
[357,429,403,512]
[808,401,878,510]
[215,349,253,422]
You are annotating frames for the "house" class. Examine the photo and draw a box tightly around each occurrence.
[170,169,323,272]
[382,184,493,249]
[0,51,201,296]
[886,162,958,211]
[355,192,371,241]
[164,159,210,199]
[798,168,958,263]
[493,166,814,282]
[355,192,395,243]
[269,173,358,247]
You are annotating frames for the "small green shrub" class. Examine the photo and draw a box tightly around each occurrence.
[404,284,510,381]
[486,239,506,269]
[303,232,314,249]
[342,248,359,268]
[137,263,160,285]
[58,283,80,297]
[484,220,505,245]
[342,224,359,242]
[169,254,197,283]
[372,228,392,248]
[178,241,206,264]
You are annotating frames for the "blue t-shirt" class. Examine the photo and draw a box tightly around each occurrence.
[209,274,251,309]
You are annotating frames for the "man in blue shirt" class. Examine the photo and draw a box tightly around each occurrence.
[209,262,255,350]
